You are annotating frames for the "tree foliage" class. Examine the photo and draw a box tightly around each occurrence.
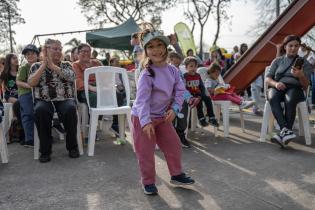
[0,0,25,49]
[248,0,292,38]
[77,0,176,28]
[64,38,82,54]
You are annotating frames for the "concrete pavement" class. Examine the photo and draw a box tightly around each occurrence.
[1,112,315,210]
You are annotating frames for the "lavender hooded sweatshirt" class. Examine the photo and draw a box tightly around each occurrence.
[131,64,186,128]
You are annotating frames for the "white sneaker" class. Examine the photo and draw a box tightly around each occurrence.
[239,101,255,110]
[280,127,296,145]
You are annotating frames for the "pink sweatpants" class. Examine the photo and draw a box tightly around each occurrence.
[132,116,182,185]
[211,93,242,105]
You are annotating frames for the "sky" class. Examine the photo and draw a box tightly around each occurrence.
[11,0,258,54]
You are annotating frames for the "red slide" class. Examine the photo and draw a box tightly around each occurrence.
[224,0,315,92]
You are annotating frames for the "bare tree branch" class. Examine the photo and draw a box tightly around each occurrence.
[186,0,232,57]
[78,0,176,28]
[212,0,231,46]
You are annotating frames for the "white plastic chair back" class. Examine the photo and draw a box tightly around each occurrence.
[218,74,225,84]
[0,119,8,163]
[264,66,270,98]
[197,67,208,83]
[84,66,130,109]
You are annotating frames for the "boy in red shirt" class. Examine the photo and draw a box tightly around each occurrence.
[183,57,219,127]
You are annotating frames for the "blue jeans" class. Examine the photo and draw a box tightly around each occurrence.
[311,72,315,105]
[19,92,34,143]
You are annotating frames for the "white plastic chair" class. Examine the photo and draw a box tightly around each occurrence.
[77,103,89,139]
[213,75,245,137]
[189,73,245,137]
[213,100,245,137]
[185,107,198,138]
[74,82,89,139]
[84,66,133,156]
[1,103,13,163]
[0,115,8,163]
[259,67,311,145]
[3,103,13,141]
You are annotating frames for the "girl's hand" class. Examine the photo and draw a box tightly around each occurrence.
[275,82,286,90]
[42,46,48,58]
[189,97,201,108]
[143,123,155,140]
[291,67,304,78]
[165,109,176,123]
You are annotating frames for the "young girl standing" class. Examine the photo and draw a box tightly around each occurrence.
[132,29,195,195]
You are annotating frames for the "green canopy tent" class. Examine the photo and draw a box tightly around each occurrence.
[86,18,140,51]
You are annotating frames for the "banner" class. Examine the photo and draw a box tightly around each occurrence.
[174,22,197,56]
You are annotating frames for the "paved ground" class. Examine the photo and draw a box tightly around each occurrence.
[1,110,315,210]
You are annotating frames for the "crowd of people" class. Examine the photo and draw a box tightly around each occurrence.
[0,24,314,195]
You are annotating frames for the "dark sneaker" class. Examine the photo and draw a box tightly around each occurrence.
[143,184,158,195]
[180,136,191,148]
[39,154,51,163]
[69,148,80,158]
[23,141,34,148]
[170,173,195,186]
[199,118,209,127]
[280,127,296,145]
[270,133,284,148]
[208,117,219,127]
[253,108,263,116]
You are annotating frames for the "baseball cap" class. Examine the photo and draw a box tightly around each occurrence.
[22,44,39,55]
[141,31,170,48]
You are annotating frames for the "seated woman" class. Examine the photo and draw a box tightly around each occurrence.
[72,43,102,108]
[266,35,313,146]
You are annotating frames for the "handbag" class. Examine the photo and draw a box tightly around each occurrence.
[274,56,298,82]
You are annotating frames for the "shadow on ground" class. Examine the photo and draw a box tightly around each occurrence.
[1,112,315,210]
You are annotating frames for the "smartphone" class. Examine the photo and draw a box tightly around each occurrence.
[293,57,304,69]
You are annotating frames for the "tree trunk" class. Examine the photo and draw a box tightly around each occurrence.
[199,25,204,58]
[276,0,280,17]
[212,2,221,46]
[8,6,13,53]
[191,22,196,34]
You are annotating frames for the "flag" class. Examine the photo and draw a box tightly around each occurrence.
[174,22,197,56]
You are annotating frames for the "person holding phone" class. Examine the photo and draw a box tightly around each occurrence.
[265,35,313,147]
[28,38,79,163]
